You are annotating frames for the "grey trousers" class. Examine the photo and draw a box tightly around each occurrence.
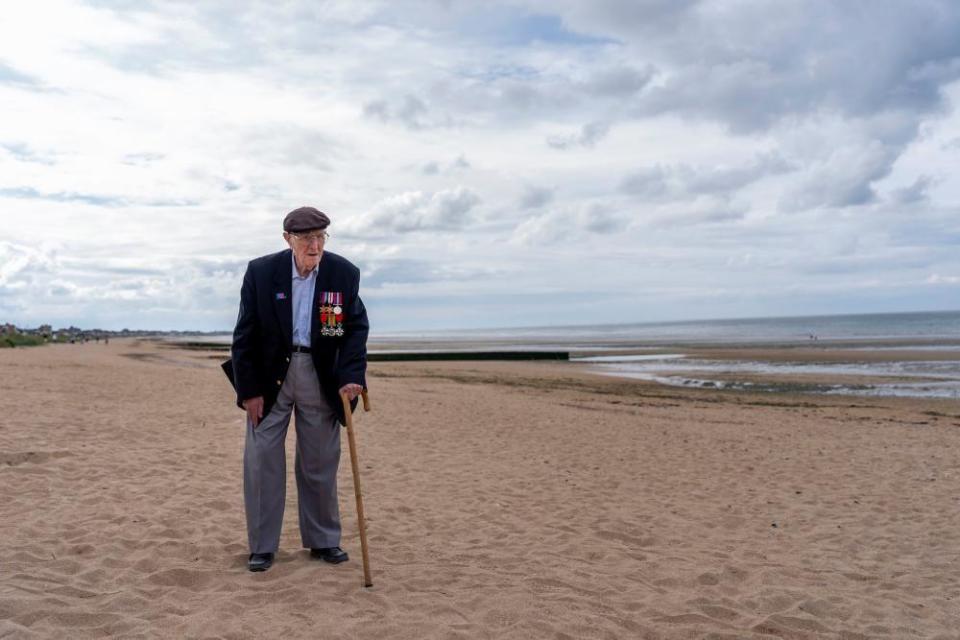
[244,353,342,554]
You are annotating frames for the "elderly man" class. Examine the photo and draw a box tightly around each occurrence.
[231,206,368,572]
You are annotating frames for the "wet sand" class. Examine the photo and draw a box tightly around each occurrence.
[1,340,959,639]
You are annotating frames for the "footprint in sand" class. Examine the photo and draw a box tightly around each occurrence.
[0,450,72,466]
[146,568,215,591]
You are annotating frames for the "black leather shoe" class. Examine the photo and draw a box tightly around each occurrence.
[248,552,274,572]
[310,547,349,564]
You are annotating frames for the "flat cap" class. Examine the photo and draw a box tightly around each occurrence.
[283,206,330,232]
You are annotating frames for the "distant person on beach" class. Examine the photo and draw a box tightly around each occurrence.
[230,206,369,573]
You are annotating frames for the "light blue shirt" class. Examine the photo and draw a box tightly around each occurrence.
[291,253,318,347]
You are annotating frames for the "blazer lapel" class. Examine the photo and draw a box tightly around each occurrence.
[273,250,293,347]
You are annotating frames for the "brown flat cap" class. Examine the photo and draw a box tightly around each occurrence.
[283,206,330,232]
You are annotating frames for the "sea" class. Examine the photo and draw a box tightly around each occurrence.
[189,311,960,399]
[371,310,960,345]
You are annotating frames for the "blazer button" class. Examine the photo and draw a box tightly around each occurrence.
[276,379,282,386]
[285,357,290,362]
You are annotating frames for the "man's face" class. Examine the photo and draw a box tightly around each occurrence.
[285,229,327,272]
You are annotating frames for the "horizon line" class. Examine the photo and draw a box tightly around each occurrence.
[11,307,957,335]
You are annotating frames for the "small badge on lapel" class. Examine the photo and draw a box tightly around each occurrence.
[275,292,287,300]
[319,291,344,336]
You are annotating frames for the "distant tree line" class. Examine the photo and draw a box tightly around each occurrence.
[0,323,218,348]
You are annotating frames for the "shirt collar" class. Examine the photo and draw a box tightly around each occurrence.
[291,252,318,281]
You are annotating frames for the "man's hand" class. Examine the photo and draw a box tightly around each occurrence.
[339,383,363,401]
[243,396,264,428]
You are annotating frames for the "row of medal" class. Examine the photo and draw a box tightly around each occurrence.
[319,291,344,336]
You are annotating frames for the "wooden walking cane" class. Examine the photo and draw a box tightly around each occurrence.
[340,389,373,588]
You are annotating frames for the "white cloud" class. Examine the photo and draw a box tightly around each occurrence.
[0,241,59,294]
[927,273,960,285]
[547,120,611,149]
[342,187,481,235]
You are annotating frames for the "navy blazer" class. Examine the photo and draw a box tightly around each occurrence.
[230,249,369,425]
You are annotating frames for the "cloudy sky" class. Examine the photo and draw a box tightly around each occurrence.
[1,0,959,333]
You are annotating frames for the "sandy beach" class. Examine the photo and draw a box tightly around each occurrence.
[2,339,959,639]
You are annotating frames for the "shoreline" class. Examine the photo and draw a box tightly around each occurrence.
[160,336,960,400]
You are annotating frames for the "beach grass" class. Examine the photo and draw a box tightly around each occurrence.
[0,334,46,348]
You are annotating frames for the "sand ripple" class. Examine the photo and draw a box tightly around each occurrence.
[2,343,959,638]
